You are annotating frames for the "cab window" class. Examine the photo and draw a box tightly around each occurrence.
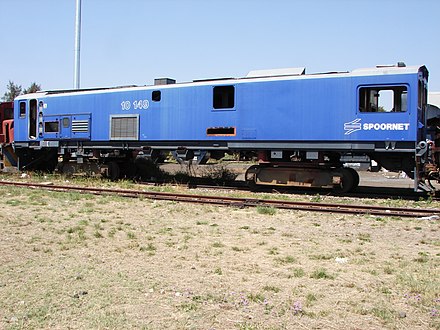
[359,86,407,113]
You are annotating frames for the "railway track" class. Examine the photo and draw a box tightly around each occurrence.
[0,180,439,219]
[142,180,437,202]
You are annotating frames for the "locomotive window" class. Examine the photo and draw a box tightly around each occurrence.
[44,121,59,133]
[19,102,26,118]
[152,90,161,102]
[359,86,407,113]
[213,86,235,109]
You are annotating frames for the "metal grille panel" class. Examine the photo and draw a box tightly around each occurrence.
[72,120,89,133]
[110,116,139,140]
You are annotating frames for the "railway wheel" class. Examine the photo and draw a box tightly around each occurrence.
[345,167,359,190]
[107,161,120,181]
[245,165,259,191]
[334,168,356,193]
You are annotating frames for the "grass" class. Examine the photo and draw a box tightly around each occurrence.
[274,255,297,265]
[256,206,277,215]
[310,268,335,280]
[0,176,439,329]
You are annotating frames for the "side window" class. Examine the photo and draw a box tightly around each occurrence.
[359,86,407,113]
[44,121,59,133]
[152,90,161,102]
[19,102,26,118]
[213,85,235,109]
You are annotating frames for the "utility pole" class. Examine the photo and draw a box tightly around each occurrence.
[74,0,81,89]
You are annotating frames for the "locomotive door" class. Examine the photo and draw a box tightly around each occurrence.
[60,116,72,139]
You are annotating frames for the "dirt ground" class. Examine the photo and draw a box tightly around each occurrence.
[0,180,439,329]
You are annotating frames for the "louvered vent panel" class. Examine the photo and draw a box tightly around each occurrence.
[72,120,89,133]
[110,116,139,140]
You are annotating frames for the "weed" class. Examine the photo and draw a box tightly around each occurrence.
[212,242,224,248]
[6,200,20,206]
[357,233,371,242]
[383,266,394,275]
[414,251,429,263]
[275,255,296,265]
[126,232,136,240]
[256,206,276,215]
[214,267,223,275]
[371,305,395,323]
[338,238,353,243]
[237,323,258,330]
[310,268,335,280]
[200,165,237,182]
[309,254,333,260]
[247,293,265,303]
[108,228,117,238]
[78,219,89,226]
[262,285,280,293]
[140,243,156,252]
[179,302,198,312]
[305,293,318,306]
[291,267,305,278]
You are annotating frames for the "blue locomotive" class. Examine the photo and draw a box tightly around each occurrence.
[6,63,439,192]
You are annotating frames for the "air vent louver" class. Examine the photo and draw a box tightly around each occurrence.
[110,115,139,140]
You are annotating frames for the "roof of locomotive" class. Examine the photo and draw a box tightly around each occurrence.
[15,63,426,100]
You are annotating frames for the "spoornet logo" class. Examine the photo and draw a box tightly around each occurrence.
[344,119,410,135]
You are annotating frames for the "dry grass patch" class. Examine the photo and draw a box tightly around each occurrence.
[0,184,439,329]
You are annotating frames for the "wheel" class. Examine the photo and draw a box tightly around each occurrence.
[245,165,259,191]
[334,168,355,193]
[107,161,120,181]
[345,167,359,190]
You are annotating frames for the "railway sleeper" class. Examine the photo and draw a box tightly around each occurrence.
[245,165,359,193]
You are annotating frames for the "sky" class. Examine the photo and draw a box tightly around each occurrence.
[1,0,439,99]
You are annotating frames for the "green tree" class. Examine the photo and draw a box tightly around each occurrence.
[2,81,22,102]
[2,81,42,102]
[23,82,41,95]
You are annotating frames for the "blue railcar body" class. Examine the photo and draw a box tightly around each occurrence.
[11,64,436,192]
[14,69,421,144]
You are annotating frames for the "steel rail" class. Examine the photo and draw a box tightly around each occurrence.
[0,180,438,218]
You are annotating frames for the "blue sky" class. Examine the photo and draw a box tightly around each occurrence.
[1,0,439,98]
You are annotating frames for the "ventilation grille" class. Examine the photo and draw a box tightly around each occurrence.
[110,115,139,140]
[72,120,89,133]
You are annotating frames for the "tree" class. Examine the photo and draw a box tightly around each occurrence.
[2,81,22,102]
[23,82,41,95]
[2,81,42,102]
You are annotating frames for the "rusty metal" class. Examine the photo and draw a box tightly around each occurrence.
[0,180,438,218]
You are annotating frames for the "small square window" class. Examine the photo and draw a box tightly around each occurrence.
[44,121,59,133]
[152,90,161,102]
[213,86,235,109]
